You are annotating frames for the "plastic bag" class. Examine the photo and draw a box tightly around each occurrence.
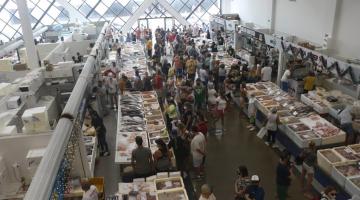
[257,127,267,139]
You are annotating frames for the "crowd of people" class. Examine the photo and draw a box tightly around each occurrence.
[82,25,358,200]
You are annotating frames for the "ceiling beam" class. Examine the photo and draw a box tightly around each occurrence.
[55,0,89,23]
[157,0,190,26]
[121,0,155,33]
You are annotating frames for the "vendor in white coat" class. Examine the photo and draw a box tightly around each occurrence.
[281,66,291,92]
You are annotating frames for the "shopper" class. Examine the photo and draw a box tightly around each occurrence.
[261,65,272,82]
[303,71,316,93]
[199,65,209,86]
[247,93,256,131]
[142,72,153,91]
[244,175,265,200]
[118,74,127,95]
[191,131,206,178]
[106,77,118,109]
[218,64,226,91]
[320,186,337,200]
[153,138,173,172]
[281,66,291,92]
[300,141,316,195]
[265,108,280,147]
[168,123,191,172]
[81,180,98,200]
[215,93,227,133]
[131,136,154,178]
[234,166,251,200]
[88,106,109,156]
[186,56,197,81]
[133,70,143,91]
[199,184,216,200]
[339,105,354,144]
[146,39,152,57]
[276,154,292,200]
[227,45,235,57]
[153,70,164,107]
[165,98,178,131]
[194,78,206,111]
[196,113,208,136]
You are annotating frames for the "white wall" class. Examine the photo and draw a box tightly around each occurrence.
[222,0,360,60]
[223,0,273,28]
[274,0,337,45]
[332,0,360,60]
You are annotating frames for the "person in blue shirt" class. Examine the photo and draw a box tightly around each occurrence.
[244,175,265,200]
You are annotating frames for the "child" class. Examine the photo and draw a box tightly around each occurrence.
[247,93,256,131]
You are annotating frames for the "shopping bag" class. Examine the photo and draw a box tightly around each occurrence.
[257,127,267,139]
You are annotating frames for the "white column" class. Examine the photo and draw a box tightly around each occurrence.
[16,0,39,69]
[276,48,285,86]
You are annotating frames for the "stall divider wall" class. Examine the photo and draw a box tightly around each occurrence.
[0,133,52,184]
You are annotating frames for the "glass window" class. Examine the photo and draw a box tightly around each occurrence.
[120,0,130,6]
[95,2,107,15]
[37,0,51,11]
[0,9,12,23]
[88,11,101,21]
[3,25,16,38]
[79,3,92,16]
[31,7,43,19]
[86,0,98,7]
[57,11,70,23]
[104,9,116,19]
[124,0,139,13]
[103,0,115,7]
[48,6,61,18]
[41,14,55,25]
[109,1,123,16]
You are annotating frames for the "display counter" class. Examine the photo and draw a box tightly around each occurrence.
[115,173,188,200]
[115,91,173,165]
[246,82,346,148]
[317,144,360,196]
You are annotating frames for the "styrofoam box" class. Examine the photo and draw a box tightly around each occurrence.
[26,148,46,168]
[6,96,21,109]
[317,149,346,175]
[320,131,346,145]
[0,83,11,96]
[331,162,358,187]
[300,94,315,107]
[345,176,360,196]
[0,111,12,129]
[0,125,17,136]
[291,131,322,148]
[22,106,50,133]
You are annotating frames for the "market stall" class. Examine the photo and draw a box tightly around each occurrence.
[115,173,188,200]
[115,91,173,166]
[317,144,360,196]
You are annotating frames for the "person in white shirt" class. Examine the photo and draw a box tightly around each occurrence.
[281,66,291,92]
[199,184,216,200]
[199,65,208,85]
[82,181,98,200]
[261,65,272,82]
[191,132,206,178]
[339,105,354,144]
[215,94,227,133]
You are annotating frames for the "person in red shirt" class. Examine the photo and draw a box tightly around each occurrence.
[196,113,208,139]
[173,55,183,77]
[153,70,164,107]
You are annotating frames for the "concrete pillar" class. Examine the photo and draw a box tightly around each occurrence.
[276,48,285,86]
[16,0,39,69]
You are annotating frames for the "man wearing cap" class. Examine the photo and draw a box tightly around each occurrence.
[245,175,265,200]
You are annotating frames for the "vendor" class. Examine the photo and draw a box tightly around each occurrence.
[303,71,316,93]
[210,42,218,52]
[339,105,354,144]
[217,34,224,46]
[227,45,235,57]
[81,180,98,200]
[131,136,154,178]
[280,66,291,92]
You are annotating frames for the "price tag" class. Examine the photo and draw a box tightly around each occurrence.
[283,103,288,107]
[276,91,281,95]
[293,111,298,116]
[290,106,295,110]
